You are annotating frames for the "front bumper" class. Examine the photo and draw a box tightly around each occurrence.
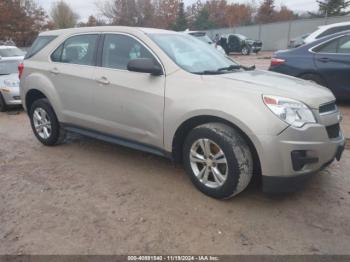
[0,86,22,106]
[262,143,345,193]
[257,116,346,193]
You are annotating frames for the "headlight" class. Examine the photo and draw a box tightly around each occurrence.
[4,79,19,87]
[263,95,316,128]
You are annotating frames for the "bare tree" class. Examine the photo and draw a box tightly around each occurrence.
[50,0,79,29]
[0,0,51,47]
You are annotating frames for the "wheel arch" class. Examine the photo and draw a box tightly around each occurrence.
[25,89,47,113]
[171,115,261,177]
[22,73,62,118]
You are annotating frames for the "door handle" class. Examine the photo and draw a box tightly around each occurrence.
[318,57,331,63]
[96,76,110,85]
[50,68,60,75]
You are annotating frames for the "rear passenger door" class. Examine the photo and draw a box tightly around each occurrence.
[314,35,350,98]
[50,34,99,126]
[92,34,165,149]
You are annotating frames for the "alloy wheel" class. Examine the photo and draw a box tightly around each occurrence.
[189,138,228,188]
[33,107,52,139]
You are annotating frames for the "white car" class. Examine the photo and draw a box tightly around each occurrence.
[0,73,21,111]
[0,45,24,111]
[185,30,226,55]
[304,21,350,44]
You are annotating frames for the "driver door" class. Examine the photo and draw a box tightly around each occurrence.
[228,35,240,52]
[92,34,165,149]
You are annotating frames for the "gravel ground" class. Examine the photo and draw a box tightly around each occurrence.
[0,53,349,255]
[1,112,350,255]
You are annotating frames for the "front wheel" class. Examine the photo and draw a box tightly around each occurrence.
[183,123,253,199]
[29,98,66,146]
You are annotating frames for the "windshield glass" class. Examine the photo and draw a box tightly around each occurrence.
[150,33,238,74]
[0,47,25,57]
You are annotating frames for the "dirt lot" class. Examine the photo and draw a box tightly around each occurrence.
[1,53,350,255]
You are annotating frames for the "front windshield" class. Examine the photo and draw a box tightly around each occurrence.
[0,47,25,57]
[150,33,238,74]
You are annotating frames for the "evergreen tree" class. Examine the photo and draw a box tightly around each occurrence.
[172,1,188,31]
[316,0,350,16]
[193,7,216,30]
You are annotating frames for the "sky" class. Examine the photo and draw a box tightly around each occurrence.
[37,0,319,22]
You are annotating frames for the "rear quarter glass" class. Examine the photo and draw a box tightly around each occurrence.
[25,36,57,59]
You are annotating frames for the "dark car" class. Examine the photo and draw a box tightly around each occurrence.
[269,31,350,101]
[218,34,262,55]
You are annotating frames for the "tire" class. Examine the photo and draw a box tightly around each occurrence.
[0,92,7,112]
[300,74,326,87]
[241,46,251,56]
[29,98,66,146]
[183,123,253,199]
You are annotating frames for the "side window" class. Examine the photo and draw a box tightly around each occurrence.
[51,34,98,66]
[25,36,57,59]
[338,35,350,54]
[317,26,350,39]
[314,35,350,54]
[102,34,155,70]
[314,38,338,53]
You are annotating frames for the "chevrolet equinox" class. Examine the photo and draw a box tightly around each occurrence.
[19,27,346,199]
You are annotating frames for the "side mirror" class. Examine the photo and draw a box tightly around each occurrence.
[127,58,163,76]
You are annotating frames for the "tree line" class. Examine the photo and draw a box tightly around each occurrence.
[0,0,349,47]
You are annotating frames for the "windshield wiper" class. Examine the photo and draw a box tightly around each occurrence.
[219,64,256,71]
[217,65,241,71]
[193,64,256,75]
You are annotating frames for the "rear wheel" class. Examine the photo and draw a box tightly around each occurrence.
[183,123,253,199]
[300,74,326,87]
[0,93,7,112]
[29,98,66,146]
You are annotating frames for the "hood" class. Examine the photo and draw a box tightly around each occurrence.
[211,70,334,109]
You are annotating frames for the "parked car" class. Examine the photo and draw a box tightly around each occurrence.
[269,30,350,101]
[185,30,226,55]
[288,33,310,49]
[0,45,24,111]
[218,34,262,55]
[20,27,345,199]
[0,45,25,73]
[303,21,350,44]
[0,73,21,112]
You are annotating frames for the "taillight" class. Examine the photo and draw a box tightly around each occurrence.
[18,63,24,79]
[270,58,285,67]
